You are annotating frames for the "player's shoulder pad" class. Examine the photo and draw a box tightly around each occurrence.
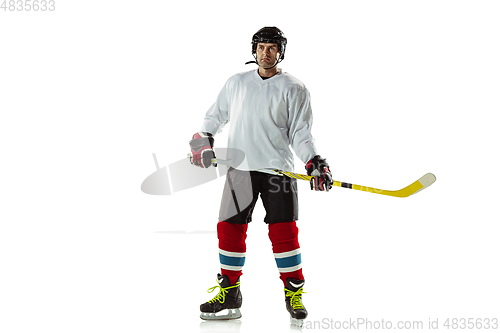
[224,70,255,89]
[279,72,306,90]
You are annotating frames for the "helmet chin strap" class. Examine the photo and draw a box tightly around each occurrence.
[245,55,280,70]
[262,60,279,70]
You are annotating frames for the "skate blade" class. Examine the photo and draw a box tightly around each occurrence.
[200,308,242,320]
[290,316,304,328]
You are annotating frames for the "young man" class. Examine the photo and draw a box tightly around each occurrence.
[189,27,332,327]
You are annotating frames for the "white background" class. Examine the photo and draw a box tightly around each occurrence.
[1,1,499,332]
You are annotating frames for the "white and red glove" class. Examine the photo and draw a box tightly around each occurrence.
[189,132,215,168]
[305,155,333,191]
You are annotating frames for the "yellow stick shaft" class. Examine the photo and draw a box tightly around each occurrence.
[210,159,435,198]
[276,170,434,198]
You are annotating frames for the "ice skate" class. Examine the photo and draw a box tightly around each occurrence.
[284,277,307,328]
[200,274,242,320]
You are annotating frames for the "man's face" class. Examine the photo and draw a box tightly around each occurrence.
[256,43,280,68]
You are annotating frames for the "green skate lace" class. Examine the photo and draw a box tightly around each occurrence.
[206,280,241,304]
[284,287,306,309]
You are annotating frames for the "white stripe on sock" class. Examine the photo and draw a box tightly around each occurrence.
[278,263,302,273]
[219,249,246,257]
[220,264,244,271]
[273,248,301,259]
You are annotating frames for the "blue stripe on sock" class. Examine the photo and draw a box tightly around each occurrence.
[219,253,246,267]
[275,253,301,268]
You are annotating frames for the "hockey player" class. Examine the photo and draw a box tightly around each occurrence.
[189,27,332,327]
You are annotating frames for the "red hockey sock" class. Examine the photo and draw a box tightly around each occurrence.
[268,221,304,286]
[217,221,248,285]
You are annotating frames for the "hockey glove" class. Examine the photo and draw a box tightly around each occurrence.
[305,155,333,191]
[189,132,215,168]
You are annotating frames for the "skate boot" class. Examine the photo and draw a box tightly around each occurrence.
[200,273,242,320]
[284,277,308,328]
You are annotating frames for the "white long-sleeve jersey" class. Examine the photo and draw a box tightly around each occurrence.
[200,69,318,172]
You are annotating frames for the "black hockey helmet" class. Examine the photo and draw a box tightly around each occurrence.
[246,26,287,69]
[251,26,287,61]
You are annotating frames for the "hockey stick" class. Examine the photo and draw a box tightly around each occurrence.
[212,159,436,198]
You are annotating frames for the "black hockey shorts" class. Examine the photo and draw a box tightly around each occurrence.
[218,167,298,224]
